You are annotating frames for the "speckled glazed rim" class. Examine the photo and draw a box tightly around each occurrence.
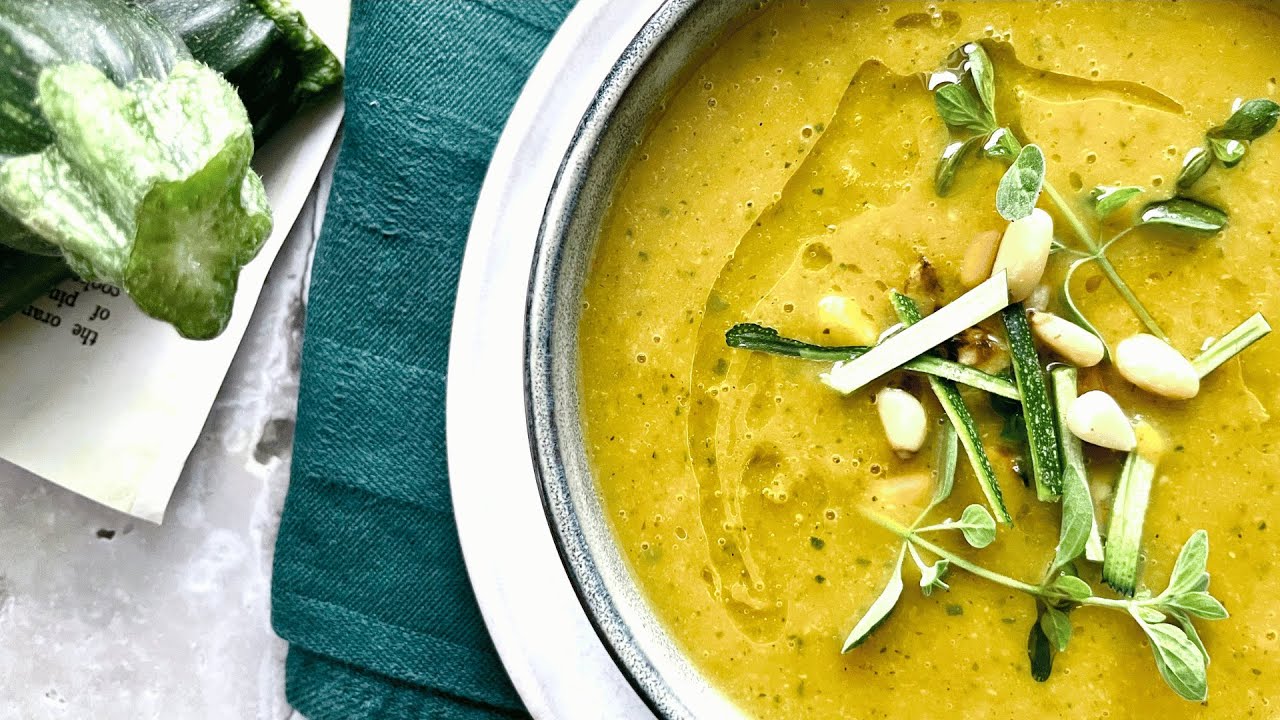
[525,1,753,718]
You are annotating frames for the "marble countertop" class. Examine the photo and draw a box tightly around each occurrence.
[0,147,337,720]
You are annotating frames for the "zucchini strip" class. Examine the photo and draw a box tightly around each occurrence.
[725,323,1020,400]
[1049,365,1105,563]
[1102,448,1158,596]
[823,273,1010,394]
[1192,312,1271,378]
[1002,305,1062,501]
[891,292,1012,524]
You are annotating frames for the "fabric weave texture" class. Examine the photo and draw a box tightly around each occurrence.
[272,2,575,718]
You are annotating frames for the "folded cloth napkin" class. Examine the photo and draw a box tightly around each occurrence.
[271,2,575,718]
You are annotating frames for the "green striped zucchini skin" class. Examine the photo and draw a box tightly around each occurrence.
[0,0,342,327]
[139,0,344,140]
[0,0,189,259]
[0,0,188,160]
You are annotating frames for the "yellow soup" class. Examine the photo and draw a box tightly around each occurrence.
[578,1,1280,717]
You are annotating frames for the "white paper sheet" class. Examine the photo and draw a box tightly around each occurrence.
[0,1,350,523]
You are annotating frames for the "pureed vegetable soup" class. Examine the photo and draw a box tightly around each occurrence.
[577,1,1280,717]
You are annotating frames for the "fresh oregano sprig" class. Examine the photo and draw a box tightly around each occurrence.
[852,506,1227,702]
[1060,98,1278,341]
[1180,98,1280,186]
[928,41,1255,346]
[842,425,1001,651]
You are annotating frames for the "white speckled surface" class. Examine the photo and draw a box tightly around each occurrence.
[0,146,336,720]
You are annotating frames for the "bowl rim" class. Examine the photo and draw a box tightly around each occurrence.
[523,1,709,718]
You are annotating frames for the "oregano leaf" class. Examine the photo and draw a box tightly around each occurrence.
[1028,608,1055,682]
[842,545,907,652]
[1052,463,1095,571]
[962,42,997,119]
[1048,574,1093,601]
[1137,605,1169,624]
[935,136,982,196]
[1164,592,1229,621]
[1139,197,1228,234]
[919,558,951,597]
[958,504,997,548]
[1176,147,1212,190]
[1089,185,1143,219]
[1166,530,1210,596]
[1208,136,1248,168]
[1143,622,1209,702]
[1210,98,1280,141]
[934,82,994,133]
[983,127,1021,160]
[1039,604,1073,651]
[996,144,1046,221]
[1166,609,1210,665]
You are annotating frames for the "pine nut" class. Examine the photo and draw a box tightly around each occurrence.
[876,387,928,455]
[1028,310,1105,367]
[960,230,1001,289]
[1114,334,1200,400]
[817,295,879,346]
[1066,390,1136,451]
[991,208,1053,302]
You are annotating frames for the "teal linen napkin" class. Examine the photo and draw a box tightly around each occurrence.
[271,2,575,718]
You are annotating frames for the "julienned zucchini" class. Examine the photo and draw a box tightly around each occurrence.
[1102,448,1158,596]
[890,292,1012,524]
[1002,305,1063,500]
[0,0,272,338]
[725,323,1021,400]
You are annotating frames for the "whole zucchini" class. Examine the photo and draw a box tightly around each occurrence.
[0,0,272,339]
[137,0,344,141]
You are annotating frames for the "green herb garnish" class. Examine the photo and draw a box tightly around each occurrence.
[995,144,1046,221]
[934,82,994,133]
[928,42,1171,342]
[841,544,906,651]
[1211,98,1280,142]
[853,508,1226,702]
[1139,197,1229,233]
[1176,147,1212,190]
[935,136,983,196]
[1089,185,1143,220]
